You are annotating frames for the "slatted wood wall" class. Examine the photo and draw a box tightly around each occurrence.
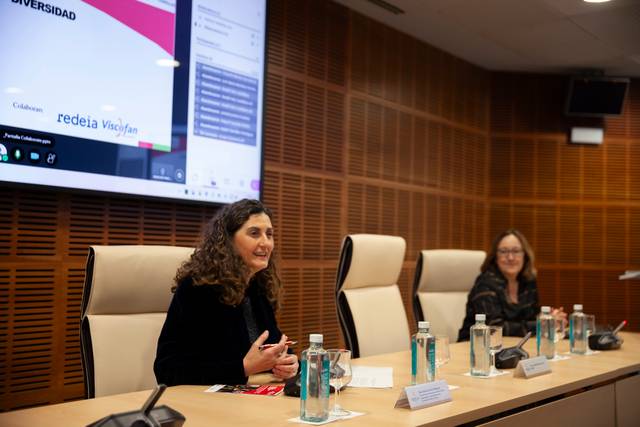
[0,191,218,410]
[1,0,636,411]
[264,0,489,354]
[489,73,640,333]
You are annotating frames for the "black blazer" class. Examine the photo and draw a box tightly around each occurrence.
[154,278,283,386]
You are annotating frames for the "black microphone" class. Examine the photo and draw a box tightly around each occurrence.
[87,384,185,427]
[588,320,626,351]
[495,331,532,369]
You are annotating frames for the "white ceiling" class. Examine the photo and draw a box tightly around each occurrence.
[334,0,640,77]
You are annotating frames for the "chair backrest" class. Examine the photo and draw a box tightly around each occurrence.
[335,234,410,358]
[80,245,193,398]
[412,249,486,342]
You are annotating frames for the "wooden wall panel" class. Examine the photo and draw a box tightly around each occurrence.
[513,139,535,199]
[382,108,398,182]
[11,0,639,412]
[535,139,557,199]
[490,138,512,197]
[0,188,217,410]
[535,206,557,264]
[605,207,626,265]
[583,146,604,199]
[365,103,383,179]
[440,127,453,191]
[559,206,580,264]
[398,113,413,184]
[582,207,603,264]
[559,144,581,199]
[606,141,627,200]
[490,73,640,332]
[536,269,557,309]
[582,270,606,324]
[413,119,427,187]
[263,0,489,379]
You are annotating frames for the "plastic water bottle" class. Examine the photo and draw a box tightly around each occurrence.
[411,321,436,384]
[425,323,436,382]
[537,306,555,359]
[300,334,330,422]
[569,304,587,354]
[470,314,491,376]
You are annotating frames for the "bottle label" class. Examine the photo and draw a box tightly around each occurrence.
[427,340,436,381]
[411,338,417,377]
[569,316,575,347]
[321,358,330,398]
[300,359,307,401]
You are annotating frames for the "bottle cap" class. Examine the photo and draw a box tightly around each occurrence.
[573,304,583,311]
[309,333,323,343]
[418,321,429,330]
[475,314,486,321]
[541,306,551,313]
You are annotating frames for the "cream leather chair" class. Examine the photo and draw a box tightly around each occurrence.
[335,234,410,358]
[80,245,193,398]
[412,249,486,342]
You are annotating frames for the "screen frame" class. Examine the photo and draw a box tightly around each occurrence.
[564,76,630,118]
[0,0,269,206]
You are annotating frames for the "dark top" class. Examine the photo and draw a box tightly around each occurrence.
[457,267,539,341]
[241,296,260,343]
[154,277,283,386]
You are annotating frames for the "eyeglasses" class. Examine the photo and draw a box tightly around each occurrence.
[497,248,524,257]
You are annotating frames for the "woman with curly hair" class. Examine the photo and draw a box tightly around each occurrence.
[154,199,298,386]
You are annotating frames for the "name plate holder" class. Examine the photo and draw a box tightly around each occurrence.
[394,380,451,410]
[513,355,552,378]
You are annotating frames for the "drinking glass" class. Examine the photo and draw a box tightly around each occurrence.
[489,326,503,375]
[327,349,352,417]
[554,313,566,343]
[435,335,450,379]
[584,314,596,354]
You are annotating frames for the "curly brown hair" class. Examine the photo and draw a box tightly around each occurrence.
[481,228,536,281]
[174,199,282,310]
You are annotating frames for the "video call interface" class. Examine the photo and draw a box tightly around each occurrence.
[0,0,267,204]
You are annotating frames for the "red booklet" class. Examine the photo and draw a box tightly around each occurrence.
[206,384,284,396]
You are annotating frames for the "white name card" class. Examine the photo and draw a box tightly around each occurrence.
[394,380,452,410]
[514,355,552,378]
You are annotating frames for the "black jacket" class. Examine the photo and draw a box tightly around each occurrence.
[457,267,539,341]
[154,278,283,386]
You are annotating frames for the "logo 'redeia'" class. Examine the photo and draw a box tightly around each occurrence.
[57,113,139,138]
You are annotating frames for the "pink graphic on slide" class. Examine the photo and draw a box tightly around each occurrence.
[82,0,175,56]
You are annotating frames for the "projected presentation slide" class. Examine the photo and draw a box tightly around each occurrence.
[0,0,266,205]
[0,0,175,152]
[185,0,265,200]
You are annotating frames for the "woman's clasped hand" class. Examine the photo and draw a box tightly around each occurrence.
[243,330,298,379]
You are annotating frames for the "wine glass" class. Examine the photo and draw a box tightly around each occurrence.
[489,326,503,375]
[435,335,450,379]
[327,349,352,417]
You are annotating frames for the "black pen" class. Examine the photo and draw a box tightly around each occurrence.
[259,340,297,350]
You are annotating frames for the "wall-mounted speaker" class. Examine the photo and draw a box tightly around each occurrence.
[570,127,603,145]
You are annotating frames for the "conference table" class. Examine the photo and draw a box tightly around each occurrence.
[1,332,638,426]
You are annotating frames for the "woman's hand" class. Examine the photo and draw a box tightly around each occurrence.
[272,350,298,380]
[243,331,288,376]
